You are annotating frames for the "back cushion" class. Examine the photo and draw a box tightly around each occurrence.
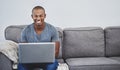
[105,27,120,57]
[5,25,26,42]
[5,25,63,58]
[63,27,105,59]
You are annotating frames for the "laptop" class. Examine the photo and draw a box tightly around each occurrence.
[18,42,55,64]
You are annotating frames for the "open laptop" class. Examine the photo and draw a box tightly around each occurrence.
[18,42,55,64]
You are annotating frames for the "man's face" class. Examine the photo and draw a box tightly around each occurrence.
[32,9,46,26]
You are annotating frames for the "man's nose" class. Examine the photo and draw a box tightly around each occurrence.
[36,16,41,20]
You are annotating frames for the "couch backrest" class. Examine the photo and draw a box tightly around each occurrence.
[5,25,26,42]
[105,27,120,57]
[62,27,105,59]
[5,25,63,58]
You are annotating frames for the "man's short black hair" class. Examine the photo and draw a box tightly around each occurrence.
[32,6,45,13]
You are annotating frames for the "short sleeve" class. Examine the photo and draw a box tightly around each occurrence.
[51,27,59,42]
[19,28,27,43]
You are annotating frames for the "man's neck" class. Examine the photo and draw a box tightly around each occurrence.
[34,23,45,31]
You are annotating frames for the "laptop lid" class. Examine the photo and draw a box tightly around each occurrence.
[18,42,55,64]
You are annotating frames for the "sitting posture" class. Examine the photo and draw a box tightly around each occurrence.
[18,6,60,70]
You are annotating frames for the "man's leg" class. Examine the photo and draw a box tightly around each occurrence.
[18,63,36,70]
[46,60,58,70]
[18,63,46,70]
[18,63,26,70]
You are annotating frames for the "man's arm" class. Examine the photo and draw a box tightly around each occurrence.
[19,28,27,43]
[55,41,60,58]
[51,26,60,58]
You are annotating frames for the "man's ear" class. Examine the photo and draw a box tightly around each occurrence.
[45,14,46,18]
[31,14,33,18]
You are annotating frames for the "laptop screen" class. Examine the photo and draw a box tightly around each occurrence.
[18,42,55,64]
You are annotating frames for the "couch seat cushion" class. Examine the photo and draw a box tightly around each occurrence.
[66,57,120,70]
[110,57,120,61]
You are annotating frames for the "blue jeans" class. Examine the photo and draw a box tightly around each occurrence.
[18,60,58,70]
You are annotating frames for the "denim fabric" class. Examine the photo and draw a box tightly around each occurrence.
[46,60,58,70]
[18,60,58,70]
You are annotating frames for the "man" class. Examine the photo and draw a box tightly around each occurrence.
[18,6,60,70]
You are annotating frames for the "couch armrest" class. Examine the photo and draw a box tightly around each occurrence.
[0,53,13,70]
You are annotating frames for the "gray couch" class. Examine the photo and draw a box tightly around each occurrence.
[1,25,120,70]
[63,27,120,70]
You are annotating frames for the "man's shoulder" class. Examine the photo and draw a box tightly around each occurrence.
[45,22,56,30]
[22,23,33,32]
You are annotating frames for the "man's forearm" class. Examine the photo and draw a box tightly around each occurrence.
[55,41,60,58]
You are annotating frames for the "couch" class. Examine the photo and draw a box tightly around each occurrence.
[62,27,120,70]
[1,25,120,70]
[2,25,64,70]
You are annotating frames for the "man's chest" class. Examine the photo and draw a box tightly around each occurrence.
[26,31,52,42]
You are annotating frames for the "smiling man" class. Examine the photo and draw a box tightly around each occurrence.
[18,6,60,70]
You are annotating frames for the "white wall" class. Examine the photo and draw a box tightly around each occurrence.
[0,0,120,41]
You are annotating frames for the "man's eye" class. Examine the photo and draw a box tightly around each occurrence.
[34,15,44,18]
[35,15,38,17]
[39,15,43,17]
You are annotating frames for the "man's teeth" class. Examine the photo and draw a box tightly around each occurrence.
[37,21,41,23]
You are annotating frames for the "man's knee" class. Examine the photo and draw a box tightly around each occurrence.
[46,60,58,70]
